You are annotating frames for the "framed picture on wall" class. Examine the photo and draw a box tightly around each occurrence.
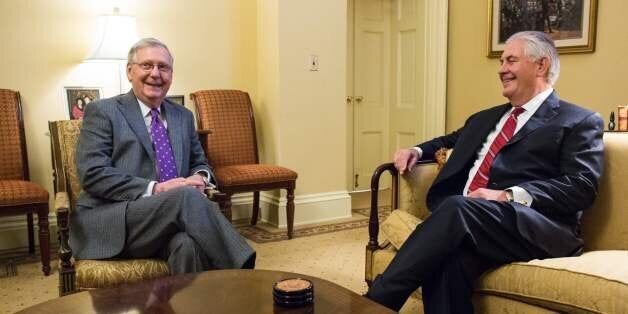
[64,87,102,120]
[166,95,185,106]
[487,0,598,58]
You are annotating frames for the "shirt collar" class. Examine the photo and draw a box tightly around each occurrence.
[137,97,160,117]
[516,87,553,114]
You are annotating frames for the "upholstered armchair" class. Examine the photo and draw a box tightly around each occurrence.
[190,90,298,238]
[49,120,169,296]
[366,132,628,313]
[0,89,50,276]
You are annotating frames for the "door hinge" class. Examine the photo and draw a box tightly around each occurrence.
[354,174,359,188]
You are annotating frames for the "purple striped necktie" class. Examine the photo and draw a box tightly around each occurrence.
[150,108,177,182]
[468,107,525,192]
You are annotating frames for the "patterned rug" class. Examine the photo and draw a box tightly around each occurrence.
[236,207,391,243]
[0,244,59,277]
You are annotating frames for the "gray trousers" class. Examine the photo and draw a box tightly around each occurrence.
[119,186,255,274]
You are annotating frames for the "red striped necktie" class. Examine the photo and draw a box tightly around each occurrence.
[468,107,525,193]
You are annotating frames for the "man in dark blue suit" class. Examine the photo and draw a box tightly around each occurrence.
[366,31,604,313]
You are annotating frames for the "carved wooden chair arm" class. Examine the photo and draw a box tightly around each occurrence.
[367,159,437,250]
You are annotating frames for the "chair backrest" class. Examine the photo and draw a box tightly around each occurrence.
[0,89,28,180]
[582,132,628,251]
[49,120,83,207]
[190,90,258,168]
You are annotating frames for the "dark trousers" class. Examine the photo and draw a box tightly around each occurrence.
[366,195,548,313]
[119,186,256,274]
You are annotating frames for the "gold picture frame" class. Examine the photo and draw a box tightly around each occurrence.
[487,0,598,58]
[64,87,102,120]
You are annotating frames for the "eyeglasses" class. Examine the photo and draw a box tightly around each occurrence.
[132,62,173,73]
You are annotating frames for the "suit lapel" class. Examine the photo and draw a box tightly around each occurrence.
[117,92,156,163]
[162,102,184,176]
[438,104,511,181]
[508,92,560,146]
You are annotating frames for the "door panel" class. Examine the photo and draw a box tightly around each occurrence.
[351,0,427,190]
[390,0,425,157]
[353,0,391,190]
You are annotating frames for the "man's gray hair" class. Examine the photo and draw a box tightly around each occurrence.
[127,38,173,65]
[506,31,560,86]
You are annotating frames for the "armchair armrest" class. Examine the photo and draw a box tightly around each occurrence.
[367,160,437,250]
[197,129,212,153]
[197,129,213,135]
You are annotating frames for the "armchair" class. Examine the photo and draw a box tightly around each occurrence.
[0,89,50,276]
[366,132,628,313]
[190,90,298,238]
[49,120,169,296]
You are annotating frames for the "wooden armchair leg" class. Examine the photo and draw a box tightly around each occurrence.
[27,213,35,254]
[251,191,260,225]
[37,205,50,276]
[57,208,76,295]
[286,187,295,239]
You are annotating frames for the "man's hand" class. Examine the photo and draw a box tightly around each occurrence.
[185,174,206,193]
[153,178,189,195]
[467,188,509,202]
[153,175,206,195]
[393,148,419,175]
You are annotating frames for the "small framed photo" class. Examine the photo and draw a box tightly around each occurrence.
[487,0,598,58]
[166,95,185,106]
[64,87,102,120]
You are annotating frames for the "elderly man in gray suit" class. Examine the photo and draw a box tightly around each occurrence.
[72,38,255,273]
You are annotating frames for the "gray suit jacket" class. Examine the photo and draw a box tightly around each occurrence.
[71,91,212,259]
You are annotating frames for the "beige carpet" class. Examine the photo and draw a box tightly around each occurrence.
[0,226,420,313]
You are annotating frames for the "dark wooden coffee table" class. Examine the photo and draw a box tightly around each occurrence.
[18,269,393,313]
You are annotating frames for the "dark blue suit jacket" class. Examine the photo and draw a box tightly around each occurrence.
[417,92,604,257]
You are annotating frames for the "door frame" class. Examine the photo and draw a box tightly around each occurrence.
[347,0,448,191]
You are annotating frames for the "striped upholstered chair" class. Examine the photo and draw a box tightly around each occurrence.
[190,90,298,238]
[49,120,169,296]
[0,89,50,276]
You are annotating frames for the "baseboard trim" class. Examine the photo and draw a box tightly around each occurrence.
[262,190,352,228]
[0,215,58,251]
[230,191,352,228]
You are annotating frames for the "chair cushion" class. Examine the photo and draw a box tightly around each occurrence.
[215,164,297,186]
[477,251,628,313]
[0,180,48,206]
[76,258,170,289]
[381,209,423,250]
